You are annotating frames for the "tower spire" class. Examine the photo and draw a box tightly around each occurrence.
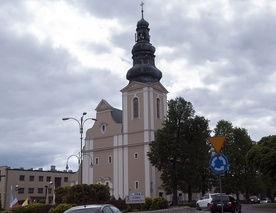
[140,1,144,19]
[126,2,162,84]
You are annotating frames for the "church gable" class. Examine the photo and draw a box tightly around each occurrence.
[151,82,169,94]
[95,99,122,124]
[121,81,168,94]
[121,81,146,93]
[95,99,113,112]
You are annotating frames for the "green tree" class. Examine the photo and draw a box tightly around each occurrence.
[246,135,276,198]
[178,115,211,199]
[213,120,256,199]
[148,97,210,205]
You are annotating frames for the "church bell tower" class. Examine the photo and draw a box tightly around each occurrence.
[121,3,168,197]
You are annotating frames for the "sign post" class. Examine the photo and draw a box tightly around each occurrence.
[125,192,145,204]
[208,136,227,213]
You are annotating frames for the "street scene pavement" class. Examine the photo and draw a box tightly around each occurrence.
[195,204,276,213]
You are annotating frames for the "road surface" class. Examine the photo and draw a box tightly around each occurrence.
[194,203,276,213]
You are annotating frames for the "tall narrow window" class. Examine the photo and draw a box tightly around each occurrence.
[156,98,160,119]
[108,156,112,164]
[95,157,99,165]
[133,97,139,118]
[135,181,139,189]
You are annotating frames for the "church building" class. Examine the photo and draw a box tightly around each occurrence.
[83,7,168,199]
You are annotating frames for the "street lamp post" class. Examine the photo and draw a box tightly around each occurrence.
[45,181,52,204]
[62,112,96,184]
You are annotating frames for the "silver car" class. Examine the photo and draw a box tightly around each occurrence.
[64,204,122,213]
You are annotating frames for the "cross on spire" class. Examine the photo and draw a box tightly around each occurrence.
[140,1,145,18]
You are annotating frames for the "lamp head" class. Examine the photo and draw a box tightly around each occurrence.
[62,118,69,121]
[83,112,87,115]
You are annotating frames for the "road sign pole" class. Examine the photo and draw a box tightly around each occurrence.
[219,174,223,213]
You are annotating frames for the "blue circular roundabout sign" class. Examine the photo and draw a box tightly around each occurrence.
[209,153,229,174]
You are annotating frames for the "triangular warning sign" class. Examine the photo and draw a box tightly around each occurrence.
[208,136,226,153]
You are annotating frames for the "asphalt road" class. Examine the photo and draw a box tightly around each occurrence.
[194,204,276,213]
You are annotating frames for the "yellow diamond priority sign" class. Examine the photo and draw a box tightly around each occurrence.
[208,136,226,153]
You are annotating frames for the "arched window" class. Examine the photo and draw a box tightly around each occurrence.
[156,98,160,119]
[133,97,139,118]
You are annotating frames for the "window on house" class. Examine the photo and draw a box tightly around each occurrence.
[38,188,43,194]
[29,176,34,181]
[18,188,24,194]
[46,176,51,182]
[133,97,139,118]
[156,98,160,118]
[19,175,25,181]
[64,177,68,182]
[95,157,99,165]
[39,176,43,181]
[135,181,139,189]
[28,188,34,194]
[108,156,112,164]
[48,188,52,194]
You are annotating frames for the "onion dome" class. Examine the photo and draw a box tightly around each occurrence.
[126,4,162,84]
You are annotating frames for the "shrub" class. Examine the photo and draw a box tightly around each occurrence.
[11,206,28,213]
[48,204,75,213]
[11,203,43,213]
[56,184,110,205]
[107,197,127,210]
[150,197,168,210]
[142,197,152,210]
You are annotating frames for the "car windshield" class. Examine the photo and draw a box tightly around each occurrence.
[110,206,121,213]
[212,196,230,202]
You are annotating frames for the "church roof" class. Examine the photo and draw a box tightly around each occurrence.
[111,107,122,123]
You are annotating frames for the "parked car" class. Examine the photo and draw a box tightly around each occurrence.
[249,195,260,203]
[196,193,220,210]
[64,204,122,213]
[260,198,271,203]
[209,195,241,213]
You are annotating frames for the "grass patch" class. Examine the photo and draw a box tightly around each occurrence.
[253,203,276,209]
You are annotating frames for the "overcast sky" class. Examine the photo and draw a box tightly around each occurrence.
[1,0,275,172]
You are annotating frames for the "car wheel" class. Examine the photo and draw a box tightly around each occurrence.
[196,203,201,210]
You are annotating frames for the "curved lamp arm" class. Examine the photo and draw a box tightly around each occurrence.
[83,153,93,168]
[65,154,80,171]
